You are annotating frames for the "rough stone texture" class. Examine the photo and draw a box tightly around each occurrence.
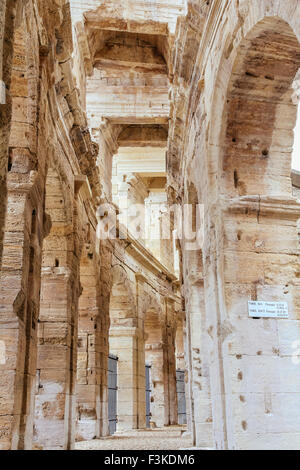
[1,0,300,452]
[169,0,300,451]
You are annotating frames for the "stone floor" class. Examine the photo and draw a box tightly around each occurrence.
[75,426,193,450]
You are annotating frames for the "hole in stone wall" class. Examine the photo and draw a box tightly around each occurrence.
[261,149,269,158]
[8,156,12,172]
[31,209,37,234]
[245,71,259,78]
[234,170,239,189]
[55,259,59,267]
[29,247,35,273]
[241,421,248,431]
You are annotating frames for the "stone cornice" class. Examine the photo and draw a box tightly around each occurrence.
[118,224,177,283]
[223,195,300,220]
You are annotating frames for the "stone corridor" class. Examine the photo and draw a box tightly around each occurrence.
[1,0,300,452]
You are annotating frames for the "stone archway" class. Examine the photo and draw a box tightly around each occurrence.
[222,17,300,198]
[208,14,300,450]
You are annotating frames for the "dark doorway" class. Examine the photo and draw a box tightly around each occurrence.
[145,364,152,428]
[176,369,187,425]
[108,354,118,435]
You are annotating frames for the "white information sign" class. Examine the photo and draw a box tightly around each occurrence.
[248,301,289,319]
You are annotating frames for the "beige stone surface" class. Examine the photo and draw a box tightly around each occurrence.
[75,426,191,450]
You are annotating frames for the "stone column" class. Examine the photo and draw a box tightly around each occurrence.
[98,240,112,438]
[135,274,147,429]
[76,249,102,442]
[185,278,214,448]
[0,0,18,269]
[34,266,80,450]
[109,326,144,431]
[164,298,178,426]
[0,172,44,450]
[145,342,165,428]
[175,316,185,370]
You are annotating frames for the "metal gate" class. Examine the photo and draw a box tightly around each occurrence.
[108,354,118,435]
[176,369,187,425]
[145,364,151,428]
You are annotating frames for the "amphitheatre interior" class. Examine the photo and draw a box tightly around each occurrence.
[0,0,300,451]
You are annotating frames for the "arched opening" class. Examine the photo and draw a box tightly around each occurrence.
[222,18,300,197]
[217,17,300,449]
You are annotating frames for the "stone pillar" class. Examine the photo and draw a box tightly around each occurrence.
[145,342,165,428]
[164,298,178,426]
[135,274,147,429]
[0,182,44,450]
[217,197,300,450]
[76,248,102,442]
[175,316,185,370]
[99,311,110,437]
[98,240,112,438]
[0,0,19,269]
[34,266,80,450]
[109,326,144,431]
[185,278,214,448]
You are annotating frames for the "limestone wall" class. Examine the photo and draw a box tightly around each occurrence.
[170,0,300,451]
